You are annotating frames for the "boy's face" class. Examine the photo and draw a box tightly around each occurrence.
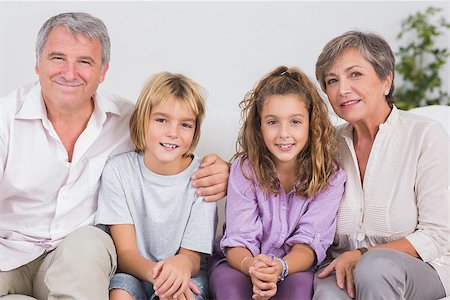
[143,97,196,175]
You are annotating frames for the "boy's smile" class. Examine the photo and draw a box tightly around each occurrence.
[144,97,196,175]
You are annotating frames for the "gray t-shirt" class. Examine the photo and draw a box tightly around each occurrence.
[95,151,216,262]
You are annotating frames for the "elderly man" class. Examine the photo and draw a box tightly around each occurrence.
[0,12,228,299]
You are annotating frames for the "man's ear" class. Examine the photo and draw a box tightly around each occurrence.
[35,55,40,74]
[100,63,109,83]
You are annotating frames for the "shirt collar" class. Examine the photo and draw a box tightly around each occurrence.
[14,82,47,120]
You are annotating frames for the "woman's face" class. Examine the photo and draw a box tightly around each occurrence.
[324,47,392,125]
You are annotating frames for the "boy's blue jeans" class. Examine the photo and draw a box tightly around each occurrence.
[109,270,209,300]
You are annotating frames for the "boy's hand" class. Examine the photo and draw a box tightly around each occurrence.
[192,154,229,202]
[152,254,192,299]
[158,281,201,300]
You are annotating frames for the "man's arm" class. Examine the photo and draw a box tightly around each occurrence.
[191,154,230,202]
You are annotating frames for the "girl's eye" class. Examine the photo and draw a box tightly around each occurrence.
[267,120,278,125]
[291,119,302,125]
[155,118,167,123]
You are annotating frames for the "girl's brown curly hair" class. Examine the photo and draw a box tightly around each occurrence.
[233,66,338,198]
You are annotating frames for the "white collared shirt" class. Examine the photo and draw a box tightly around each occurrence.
[330,106,450,295]
[0,82,134,271]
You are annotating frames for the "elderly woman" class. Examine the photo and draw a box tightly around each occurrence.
[312,31,449,299]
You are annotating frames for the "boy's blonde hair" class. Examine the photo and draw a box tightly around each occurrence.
[130,72,205,156]
[234,66,338,198]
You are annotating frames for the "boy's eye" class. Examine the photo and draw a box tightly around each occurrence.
[182,123,194,129]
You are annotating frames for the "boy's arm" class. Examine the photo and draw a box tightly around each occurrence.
[152,247,201,299]
[110,224,157,283]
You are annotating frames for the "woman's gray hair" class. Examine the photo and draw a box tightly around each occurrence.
[36,12,110,68]
[315,31,395,106]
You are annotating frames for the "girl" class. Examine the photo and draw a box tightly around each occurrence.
[96,72,216,300]
[209,66,346,300]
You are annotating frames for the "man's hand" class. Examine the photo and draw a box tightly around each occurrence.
[317,250,362,299]
[192,154,229,202]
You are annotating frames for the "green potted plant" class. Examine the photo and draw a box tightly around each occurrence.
[395,6,450,110]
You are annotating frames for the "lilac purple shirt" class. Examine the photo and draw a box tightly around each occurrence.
[219,157,346,268]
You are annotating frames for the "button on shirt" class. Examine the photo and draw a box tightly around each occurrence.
[220,157,346,267]
[0,82,134,271]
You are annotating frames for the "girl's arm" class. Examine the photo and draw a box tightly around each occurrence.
[110,224,157,283]
[285,168,346,267]
[226,247,254,276]
[283,243,316,274]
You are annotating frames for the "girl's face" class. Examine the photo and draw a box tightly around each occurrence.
[260,94,309,170]
[144,97,196,175]
[324,47,391,125]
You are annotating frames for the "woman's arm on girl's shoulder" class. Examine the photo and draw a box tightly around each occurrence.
[110,224,157,283]
[285,168,346,267]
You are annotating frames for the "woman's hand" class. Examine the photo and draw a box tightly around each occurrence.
[317,250,362,299]
[192,154,230,202]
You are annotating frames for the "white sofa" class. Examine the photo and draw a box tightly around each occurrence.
[1,107,447,300]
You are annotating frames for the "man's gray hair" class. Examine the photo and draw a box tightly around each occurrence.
[36,12,110,67]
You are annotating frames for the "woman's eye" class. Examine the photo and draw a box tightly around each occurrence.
[326,78,337,85]
[351,71,362,77]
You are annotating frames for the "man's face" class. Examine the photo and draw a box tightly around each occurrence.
[35,26,109,113]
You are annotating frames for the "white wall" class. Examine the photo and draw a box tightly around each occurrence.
[1,1,448,115]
